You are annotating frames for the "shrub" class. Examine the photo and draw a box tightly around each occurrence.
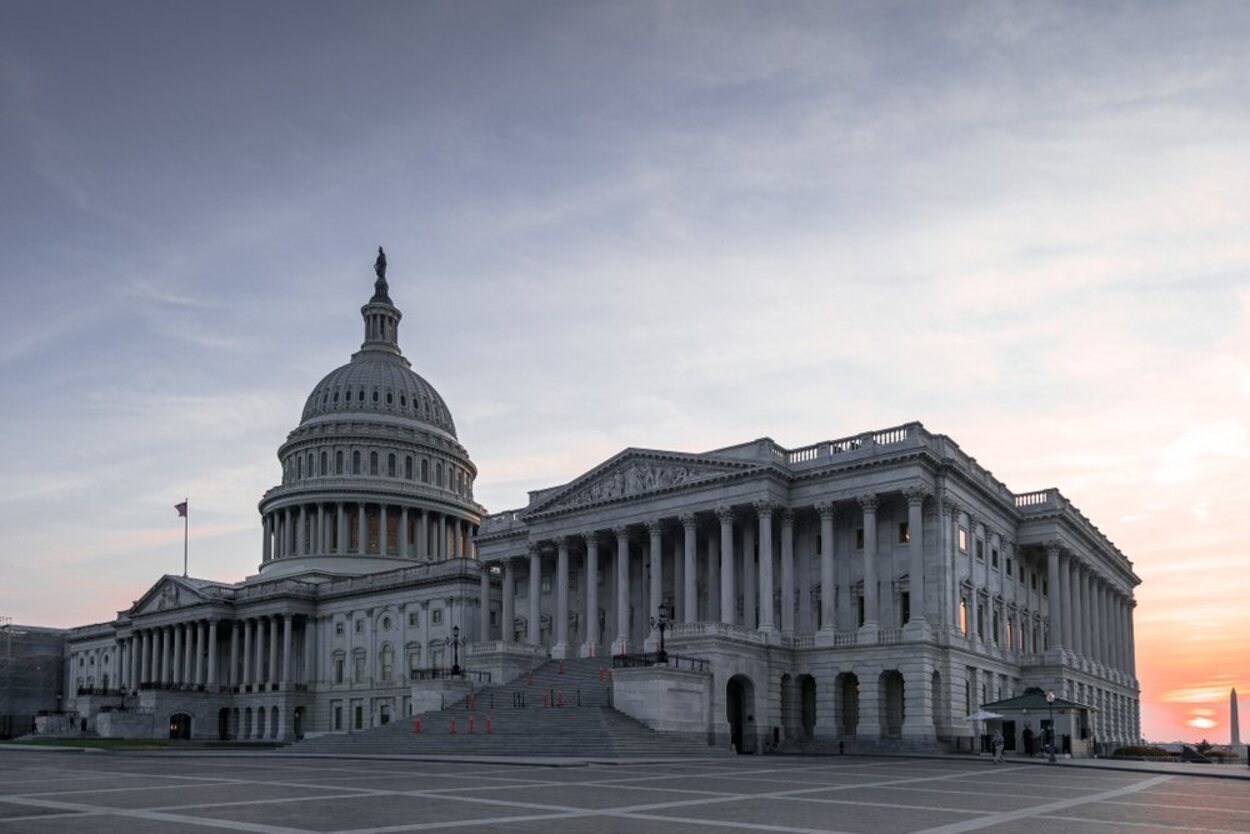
[1113,745,1170,758]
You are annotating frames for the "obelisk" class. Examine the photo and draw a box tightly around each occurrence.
[1232,688,1241,747]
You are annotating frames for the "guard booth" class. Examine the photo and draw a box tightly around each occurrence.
[982,688,1097,758]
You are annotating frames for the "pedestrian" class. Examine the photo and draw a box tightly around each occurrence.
[992,729,1005,764]
[1023,727,1034,757]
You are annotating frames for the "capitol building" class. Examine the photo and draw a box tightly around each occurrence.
[55,258,1142,755]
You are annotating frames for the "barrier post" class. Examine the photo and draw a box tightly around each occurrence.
[486,716,492,734]
[450,717,457,735]
[413,715,421,734]
[468,715,475,734]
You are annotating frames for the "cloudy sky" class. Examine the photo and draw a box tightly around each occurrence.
[2,0,1247,743]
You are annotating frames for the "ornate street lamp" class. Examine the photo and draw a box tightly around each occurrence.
[650,602,672,663]
[445,625,465,678]
[1046,690,1057,763]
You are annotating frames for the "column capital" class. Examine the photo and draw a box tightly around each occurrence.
[858,493,878,512]
[1044,539,1063,557]
[944,496,963,517]
[612,524,631,540]
[645,518,663,536]
[527,541,543,558]
[715,505,734,524]
[815,500,835,520]
[581,529,603,545]
[553,535,569,550]
[753,500,776,518]
[902,484,928,505]
[780,508,795,526]
[678,512,697,530]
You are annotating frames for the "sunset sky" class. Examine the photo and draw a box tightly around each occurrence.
[2,1,1247,743]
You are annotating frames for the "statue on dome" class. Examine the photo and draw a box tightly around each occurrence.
[374,246,387,281]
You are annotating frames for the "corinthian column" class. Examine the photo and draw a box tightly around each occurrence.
[527,543,541,646]
[1045,542,1063,655]
[859,494,880,634]
[717,508,735,626]
[903,485,927,632]
[502,558,515,644]
[614,527,630,654]
[553,537,570,659]
[755,502,777,636]
[780,509,795,637]
[681,514,697,624]
[582,533,600,656]
[817,502,835,637]
[646,521,663,651]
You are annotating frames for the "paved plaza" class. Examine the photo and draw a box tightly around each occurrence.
[1,752,1247,833]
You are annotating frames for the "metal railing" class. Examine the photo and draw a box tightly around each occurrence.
[408,667,492,683]
[611,652,709,673]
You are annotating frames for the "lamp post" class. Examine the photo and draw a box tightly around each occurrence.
[445,625,465,677]
[650,602,672,663]
[1046,690,1057,763]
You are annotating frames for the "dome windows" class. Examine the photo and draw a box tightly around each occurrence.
[372,389,379,403]
[404,455,413,480]
[336,450,344,474]
[352,451,361,475]
[369,451,379,476]
[387,453,396,478]
[386,391,393,406]
[400,394,407,408]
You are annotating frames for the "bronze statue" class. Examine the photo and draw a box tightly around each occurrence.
[374,246,387,281]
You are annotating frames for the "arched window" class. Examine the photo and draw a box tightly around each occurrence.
[420,458,429,482]
[406,643,421,679]
[404,456,413,480]
[307,452,314,475]
[386,390,393,405]
[370,451,379,476]
[400,394,407,408]
[372,389,379,403]
[320,451,327,475]
[387,453,396,477]
[297,457,303,479]
[352,451,361,475]
[336,450,344,474]
[333,389,339,403]
[436,462,443,487]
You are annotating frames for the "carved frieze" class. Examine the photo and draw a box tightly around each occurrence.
[549,461,727,510]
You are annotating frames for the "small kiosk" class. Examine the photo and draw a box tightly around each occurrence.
[982,688,1098,758]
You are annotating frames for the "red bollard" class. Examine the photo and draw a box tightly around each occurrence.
[598,665,604,681]
[557,689,564,707]
[608,668,614,682]
[559,660,565,675]
[450,717,457,735]
[527,670,534,686]
[413,715,422,734]
[542,692,550,709]
[485,716,492,735]
[468,715,476,734]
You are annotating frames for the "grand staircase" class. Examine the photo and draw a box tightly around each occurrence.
[287,657,730,758]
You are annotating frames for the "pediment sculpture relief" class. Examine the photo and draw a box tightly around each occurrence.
[551,461,725,510]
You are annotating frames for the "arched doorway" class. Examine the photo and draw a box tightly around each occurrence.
[218,708,230,740]
[798,675,817,740]
[293,706,305,740]
[726,674,755,754]
[880,670,905,739]
[243,707,252,740]
[779,674,794,740]
[256,707,266,740]
[836,672,859,736]
[931,670,943,733]
[270,706,280,739]
[169,712,192,740]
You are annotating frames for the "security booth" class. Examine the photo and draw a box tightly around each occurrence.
[982,688,1096,758]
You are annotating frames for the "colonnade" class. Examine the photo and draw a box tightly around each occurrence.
[120,615,314,692]
[262,502,474,563]
[487,492,932,658]
[1045,542,1136,676]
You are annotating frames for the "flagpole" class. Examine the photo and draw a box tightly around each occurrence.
[183,497,189,578]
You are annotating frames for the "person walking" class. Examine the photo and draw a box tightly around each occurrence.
[992,729,1006,764]
[1023,726,1034,757]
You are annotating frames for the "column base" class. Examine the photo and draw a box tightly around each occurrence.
[612,638,629,656]
[814,627,837,648]
[579,642,598,658]
[757,626,780,644]
[858,623,880,643]
[903,619,929,640]
[643,636,660,653]
[551,642,570,660]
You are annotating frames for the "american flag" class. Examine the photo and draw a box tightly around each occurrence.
[175,501,188,517]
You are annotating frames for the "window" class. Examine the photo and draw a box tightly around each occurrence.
[320,451,327,474]
[421,459,429,482]
[353,653,366,682]
[380,645,394,682]
[400,394,407,408]
[333,656,344,684]
[407,612,418,627]
[352,451,361,475]
[431,608,443,625]
[1006,617,1014,649]
[370,452,378,476]
[386,391,393,405]
[900,591,910,624]
[405,456,413,480]
[541,575,552,594]
[1006,557,1013,577]
[958,528,968,552]
[354,705,363,730]
[1031,572,1038,591]
[992,611,1001,645]
[381,616,391,631]
[976,603,986,640]
[436,462,443,487]
[857,595,865,627]
[855,528,864,549]
[975,540,984,560]
[991,548,999,568]
[335,622,344,636]
[387,454,396,477]
[307,452,314,475]
[298,457,303,478]
[960,599,969,636]
[336,450,344,474]
[372,389,379,403]
[898,522,909,544]
[429,644,444,669]
[333,704,343,730]
[354,619,363,634]
[408,647,421,677]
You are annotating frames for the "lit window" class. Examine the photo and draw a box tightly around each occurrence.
[958,528,968,552]
[898,522,909,544]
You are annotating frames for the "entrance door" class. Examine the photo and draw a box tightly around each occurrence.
[1002,720,1017,751]
[726,675,755,754]
[169,713,192,740]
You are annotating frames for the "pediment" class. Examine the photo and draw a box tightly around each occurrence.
[130,576,208,616]
[533,451,756,514]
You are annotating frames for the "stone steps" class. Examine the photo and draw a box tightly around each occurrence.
[288,658,727,758]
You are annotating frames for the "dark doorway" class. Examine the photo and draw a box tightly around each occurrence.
[217,708,229,740]
[726,674,755,754]
[293,706,305,740]
[836,672,859,737]
[1003,720,1017,751]
[799,675,817,740]
[169,712,192,740]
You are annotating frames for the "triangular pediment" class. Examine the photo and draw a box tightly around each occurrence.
[531,450,758,514]
[129,575,209,616]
